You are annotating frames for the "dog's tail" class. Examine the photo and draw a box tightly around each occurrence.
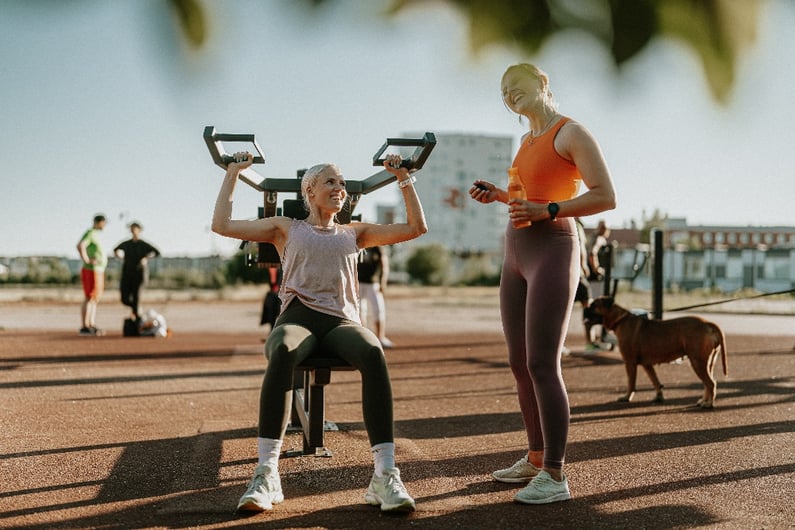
[711,323,728,376]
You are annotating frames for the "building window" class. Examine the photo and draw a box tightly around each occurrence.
[684,255,705,279]
[703,232,713,244]
[727,233,737,244]
[726,259,743,279]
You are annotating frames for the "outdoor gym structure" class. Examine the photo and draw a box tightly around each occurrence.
[203,126,437,455]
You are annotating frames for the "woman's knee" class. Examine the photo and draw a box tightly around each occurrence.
[508,358,527,378]
[261,347,292,386]
[526,356,559,383]
[323,326,383,365]
[265,331,314,375]
[353,343,388,375]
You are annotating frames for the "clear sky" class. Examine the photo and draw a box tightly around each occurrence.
[1,0,793,258]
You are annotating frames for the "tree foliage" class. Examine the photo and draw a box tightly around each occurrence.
[639,208,669,244]
[169,0,206,48]
[224,251,273,285]
[386,0,761,103]
[406,244,450,285]
[147,1,763,104]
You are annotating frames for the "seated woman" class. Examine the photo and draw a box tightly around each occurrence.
[212,152,427,513]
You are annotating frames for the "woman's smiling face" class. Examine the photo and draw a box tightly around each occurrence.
[312,165,347,211]
[501,68,542,114]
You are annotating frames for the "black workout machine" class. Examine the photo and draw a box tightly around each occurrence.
[203,126,436,456]
[203,126,436,268]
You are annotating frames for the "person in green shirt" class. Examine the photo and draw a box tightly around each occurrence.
[76,214,108,335]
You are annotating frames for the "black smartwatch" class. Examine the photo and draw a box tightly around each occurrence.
[547,202,560,221]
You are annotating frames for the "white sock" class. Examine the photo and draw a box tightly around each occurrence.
[257,437,283,469]
[371,442,395,477]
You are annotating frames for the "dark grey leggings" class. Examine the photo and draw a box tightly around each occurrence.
[500,218,579,470]
[258,299,394,445]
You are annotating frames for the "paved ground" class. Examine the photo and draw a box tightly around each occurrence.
[1,290,794,529]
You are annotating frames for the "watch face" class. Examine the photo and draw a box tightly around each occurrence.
[548,203,559,217]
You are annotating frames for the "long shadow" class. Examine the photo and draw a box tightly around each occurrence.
[327,368,795,429]
[3,428,790,529]
[389,355,510,372]
[1,352,504,392]
[387,338,506,351]
[65,384,262,402]
[0,368,264,390]
[566,420,795,463]
[0,348,261,365]
[570,374,795,422]
[391,411,525,439]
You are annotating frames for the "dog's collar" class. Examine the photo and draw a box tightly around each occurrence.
[608,311,631,330]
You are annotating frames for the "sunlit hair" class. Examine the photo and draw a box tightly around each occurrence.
[301,163,342,211]
[501,63,559,118]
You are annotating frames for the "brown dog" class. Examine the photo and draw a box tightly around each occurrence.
[588,296,728,408]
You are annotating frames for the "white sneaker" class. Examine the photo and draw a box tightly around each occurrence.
[492,455,539,483]
[236,464,284,512]
[364,467,416,512]
[380,337,395,349]
[514,470,571,504]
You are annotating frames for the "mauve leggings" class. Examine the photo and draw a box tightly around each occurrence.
[258,299,394,445]
[500,218,579,470]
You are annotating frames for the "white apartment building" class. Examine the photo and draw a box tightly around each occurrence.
[394,133,514,256]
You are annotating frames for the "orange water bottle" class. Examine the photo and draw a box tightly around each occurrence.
[507,167,531,228]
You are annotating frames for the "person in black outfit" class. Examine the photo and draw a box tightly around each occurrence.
[357,246,393,348]
[114,222,160,319]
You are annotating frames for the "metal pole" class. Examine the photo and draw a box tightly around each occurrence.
[601,243,613,296]
[652,229,664,319]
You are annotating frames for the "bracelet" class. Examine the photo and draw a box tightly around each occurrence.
[398,176,416,189]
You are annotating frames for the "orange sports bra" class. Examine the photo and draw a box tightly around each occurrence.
[511,116,582,202]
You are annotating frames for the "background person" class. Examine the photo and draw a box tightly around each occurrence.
[76,214,108,336]
[357,245,394,348]
[588,219,611,298]
[212,151,427,514]
[469,63,616,504]
[114,222,160,320]
[577,218,601,351]
[564,218,599,354]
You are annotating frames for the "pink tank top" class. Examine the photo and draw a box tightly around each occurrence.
[279,219,361,323]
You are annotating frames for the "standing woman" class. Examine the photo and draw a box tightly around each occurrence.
[469,63,616,504]
[212,152,427,513]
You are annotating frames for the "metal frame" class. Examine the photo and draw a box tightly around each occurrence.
[204,126,436,215]
[204,126,437,456]
[203,126,267,190]
[204,126,436,267]
[372,132,437,170]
